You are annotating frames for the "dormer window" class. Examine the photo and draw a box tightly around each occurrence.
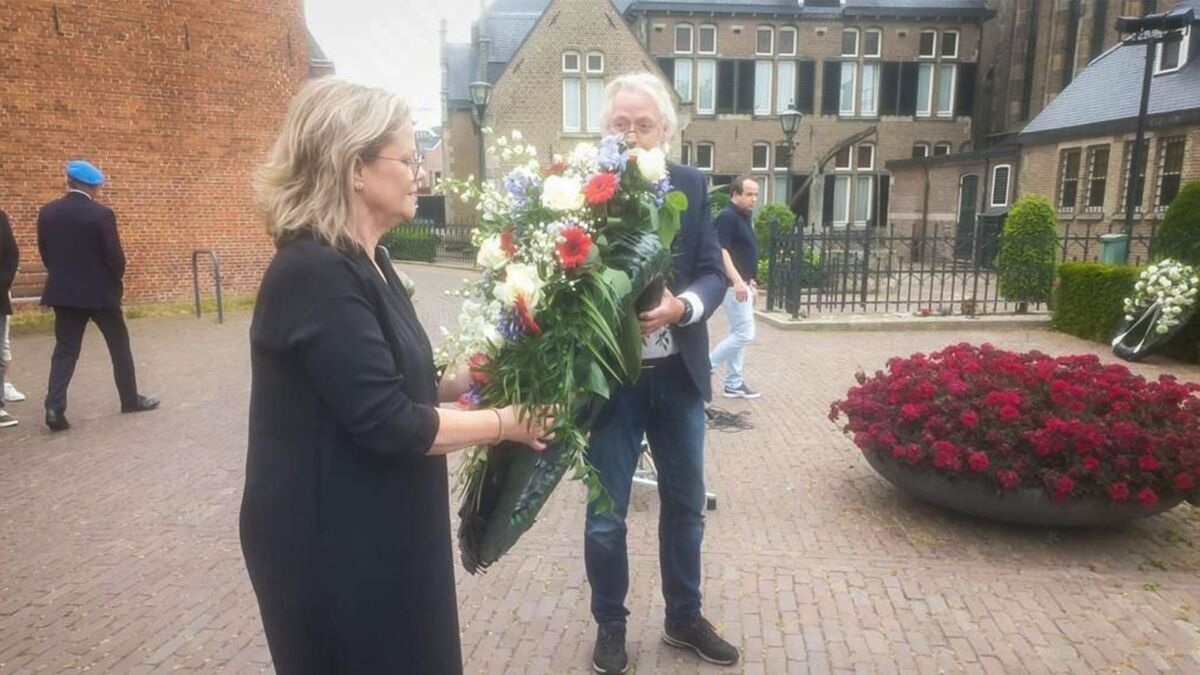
[1155,27,1190,74]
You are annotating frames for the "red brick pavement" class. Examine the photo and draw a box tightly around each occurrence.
[1,263,1198,673]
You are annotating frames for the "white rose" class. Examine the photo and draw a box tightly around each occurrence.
[476,235,509,269]
[632,147,668,183]
[495,263,545,310]
[481,324,505,351]
[542,175,585,212]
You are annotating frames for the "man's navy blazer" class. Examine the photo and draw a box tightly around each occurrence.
[37,191,127,309]
[664,163,727,401]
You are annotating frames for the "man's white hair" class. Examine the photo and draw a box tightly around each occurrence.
[600,72,678,144]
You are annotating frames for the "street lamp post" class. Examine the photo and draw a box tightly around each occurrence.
[778,104,805,317]
[1115,9,1192,263]
[468,80,493,184]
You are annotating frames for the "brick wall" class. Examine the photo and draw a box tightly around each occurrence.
[444,108,482,223]
[0,1,309,305]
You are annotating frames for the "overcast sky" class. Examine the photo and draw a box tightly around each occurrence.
[304,0,484,130]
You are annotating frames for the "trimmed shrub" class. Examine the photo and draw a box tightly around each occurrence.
[709,190,730,218]
[1151,180,1200,266]
[753,203,796,255]
[380,223,439,263]
[1052,262,1141,342]
[996,194,1058,309]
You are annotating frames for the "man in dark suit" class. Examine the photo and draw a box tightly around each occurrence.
[586,74,737,675]
[37,160,158,431]
[0,208,18,428]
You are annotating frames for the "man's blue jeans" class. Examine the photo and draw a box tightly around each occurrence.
[709,287,756,389]
[584,357,707,627]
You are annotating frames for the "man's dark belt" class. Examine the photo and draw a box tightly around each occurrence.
[642,353,682,369]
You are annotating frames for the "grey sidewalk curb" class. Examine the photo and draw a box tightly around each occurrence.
[756,310,1053,332]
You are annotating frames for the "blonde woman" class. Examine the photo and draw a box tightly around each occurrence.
[240,77,550,674]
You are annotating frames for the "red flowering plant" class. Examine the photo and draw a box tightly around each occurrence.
[829,343,1200,506]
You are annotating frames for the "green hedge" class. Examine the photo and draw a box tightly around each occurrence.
[380,224,439,263]
[997,194,1057,307]
[1052,262,1141,342]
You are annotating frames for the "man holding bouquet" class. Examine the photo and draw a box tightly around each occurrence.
[585,73,738,674]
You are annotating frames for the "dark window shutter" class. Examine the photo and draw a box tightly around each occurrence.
[821,61,841,116]
[875,174,890,227]
[737,60,756,114]
[822,175,836,226]
[956,62,977,117]
[717,60,737,113]
[879,62,900,115]
[657,57,675,82]
[898,62,919,116]
[796,61,816,113]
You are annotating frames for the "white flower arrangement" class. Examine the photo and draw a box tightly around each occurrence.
[1122,259,1200,335]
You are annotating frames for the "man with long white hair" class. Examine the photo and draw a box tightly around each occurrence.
[584,72,738,674]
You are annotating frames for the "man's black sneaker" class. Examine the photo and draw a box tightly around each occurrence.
[592,622,628,674]
[663,616,739,666]
[722,383,761,399]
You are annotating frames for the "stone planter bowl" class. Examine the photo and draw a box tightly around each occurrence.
[862,451,1187,527]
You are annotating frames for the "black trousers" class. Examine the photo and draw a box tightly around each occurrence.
[45,307,138,412]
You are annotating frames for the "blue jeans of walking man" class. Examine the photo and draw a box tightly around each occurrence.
[585,358,707,627]
[709,287,756,389]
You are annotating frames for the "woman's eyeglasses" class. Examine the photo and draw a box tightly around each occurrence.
[365,154,425,178]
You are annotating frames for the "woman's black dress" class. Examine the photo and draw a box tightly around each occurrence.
[240,235,461,674]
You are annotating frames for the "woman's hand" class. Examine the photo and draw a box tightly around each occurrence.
[498,405,555,451]
[437,365,473,403]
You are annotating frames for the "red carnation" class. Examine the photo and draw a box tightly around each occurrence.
[1082,456,1100,472]
[514,296,542,335]
[998,405,1020,422]
[967,451,990,472]
[584,173,619,205]
[556,226,593,269]
[499,230,518,258]
[1138,454,1161,471]
[1109,481,1130,502]
[959,410,980,428]
[468,353,491,386]
[1174,473,1196,491]
[1137,487,1159,507]
[996,470,1020,489]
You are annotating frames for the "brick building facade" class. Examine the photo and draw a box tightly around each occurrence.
[0,1,312,305]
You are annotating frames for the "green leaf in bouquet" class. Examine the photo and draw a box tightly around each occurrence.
[600,268,632,299]
[580,360,611,399]
[665,190,688,213]
[657,206,680,251]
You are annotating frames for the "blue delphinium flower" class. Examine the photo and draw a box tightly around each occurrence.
[497,312,523,341]
[597,134,627,172]
[504,169,539,206]
[652,175,673,208]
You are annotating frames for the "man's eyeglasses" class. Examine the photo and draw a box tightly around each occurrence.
[608,120,660,136]
[365,154,425,178]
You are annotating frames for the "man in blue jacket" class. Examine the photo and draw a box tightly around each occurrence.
[586,73,737,674]
[37,160,158,431]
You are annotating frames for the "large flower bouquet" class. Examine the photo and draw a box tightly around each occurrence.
[830,343,1200,507]
[440,132,686,573]
[1113,259,1200,361]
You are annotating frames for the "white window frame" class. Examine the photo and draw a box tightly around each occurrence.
[695,142,715,171]
[853,174,873,227]
[832,175,851,227]
[918,30,937,59]
[776,60,796,114]
[562,51,580,73]
[933,142,952,156]
[779,27,797,56]
[674,57,693,103]
[586,52,604,74]
[752,143,771,171]
[936,63,956,118]
[586,79,604,133]
[860,62,878,116]
[834,146,852,171]
[841,28,859,57]
[916,63,934,117]
[855,143,875,170]
[697,59,717,114]
[839,62,857,117]
[562,79,581,132]
[698,24,717,55]
[941,30,960,59]
[756,26,774,56]
[864,28,882,58]
[1155,27,1190,74]
[681,142,692,166]
[912,143,930,158]
[773,174,791,205]
[754,60,773,115]
[675,24,693,54]
[990,164,1012,207]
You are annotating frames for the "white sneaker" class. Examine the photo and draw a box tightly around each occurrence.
[0,409,17,428]
[4,383,25,402]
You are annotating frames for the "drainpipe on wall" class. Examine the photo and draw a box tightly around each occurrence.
[919,163,930,263]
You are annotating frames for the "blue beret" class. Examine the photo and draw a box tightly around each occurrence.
[66,160,105,186]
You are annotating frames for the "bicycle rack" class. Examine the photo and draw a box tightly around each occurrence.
[191,250,224,325]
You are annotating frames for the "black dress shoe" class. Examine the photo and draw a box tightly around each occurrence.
[45,409,70,432]
[121,395,160,413]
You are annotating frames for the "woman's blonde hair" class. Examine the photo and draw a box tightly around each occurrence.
[256,77,411,251]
